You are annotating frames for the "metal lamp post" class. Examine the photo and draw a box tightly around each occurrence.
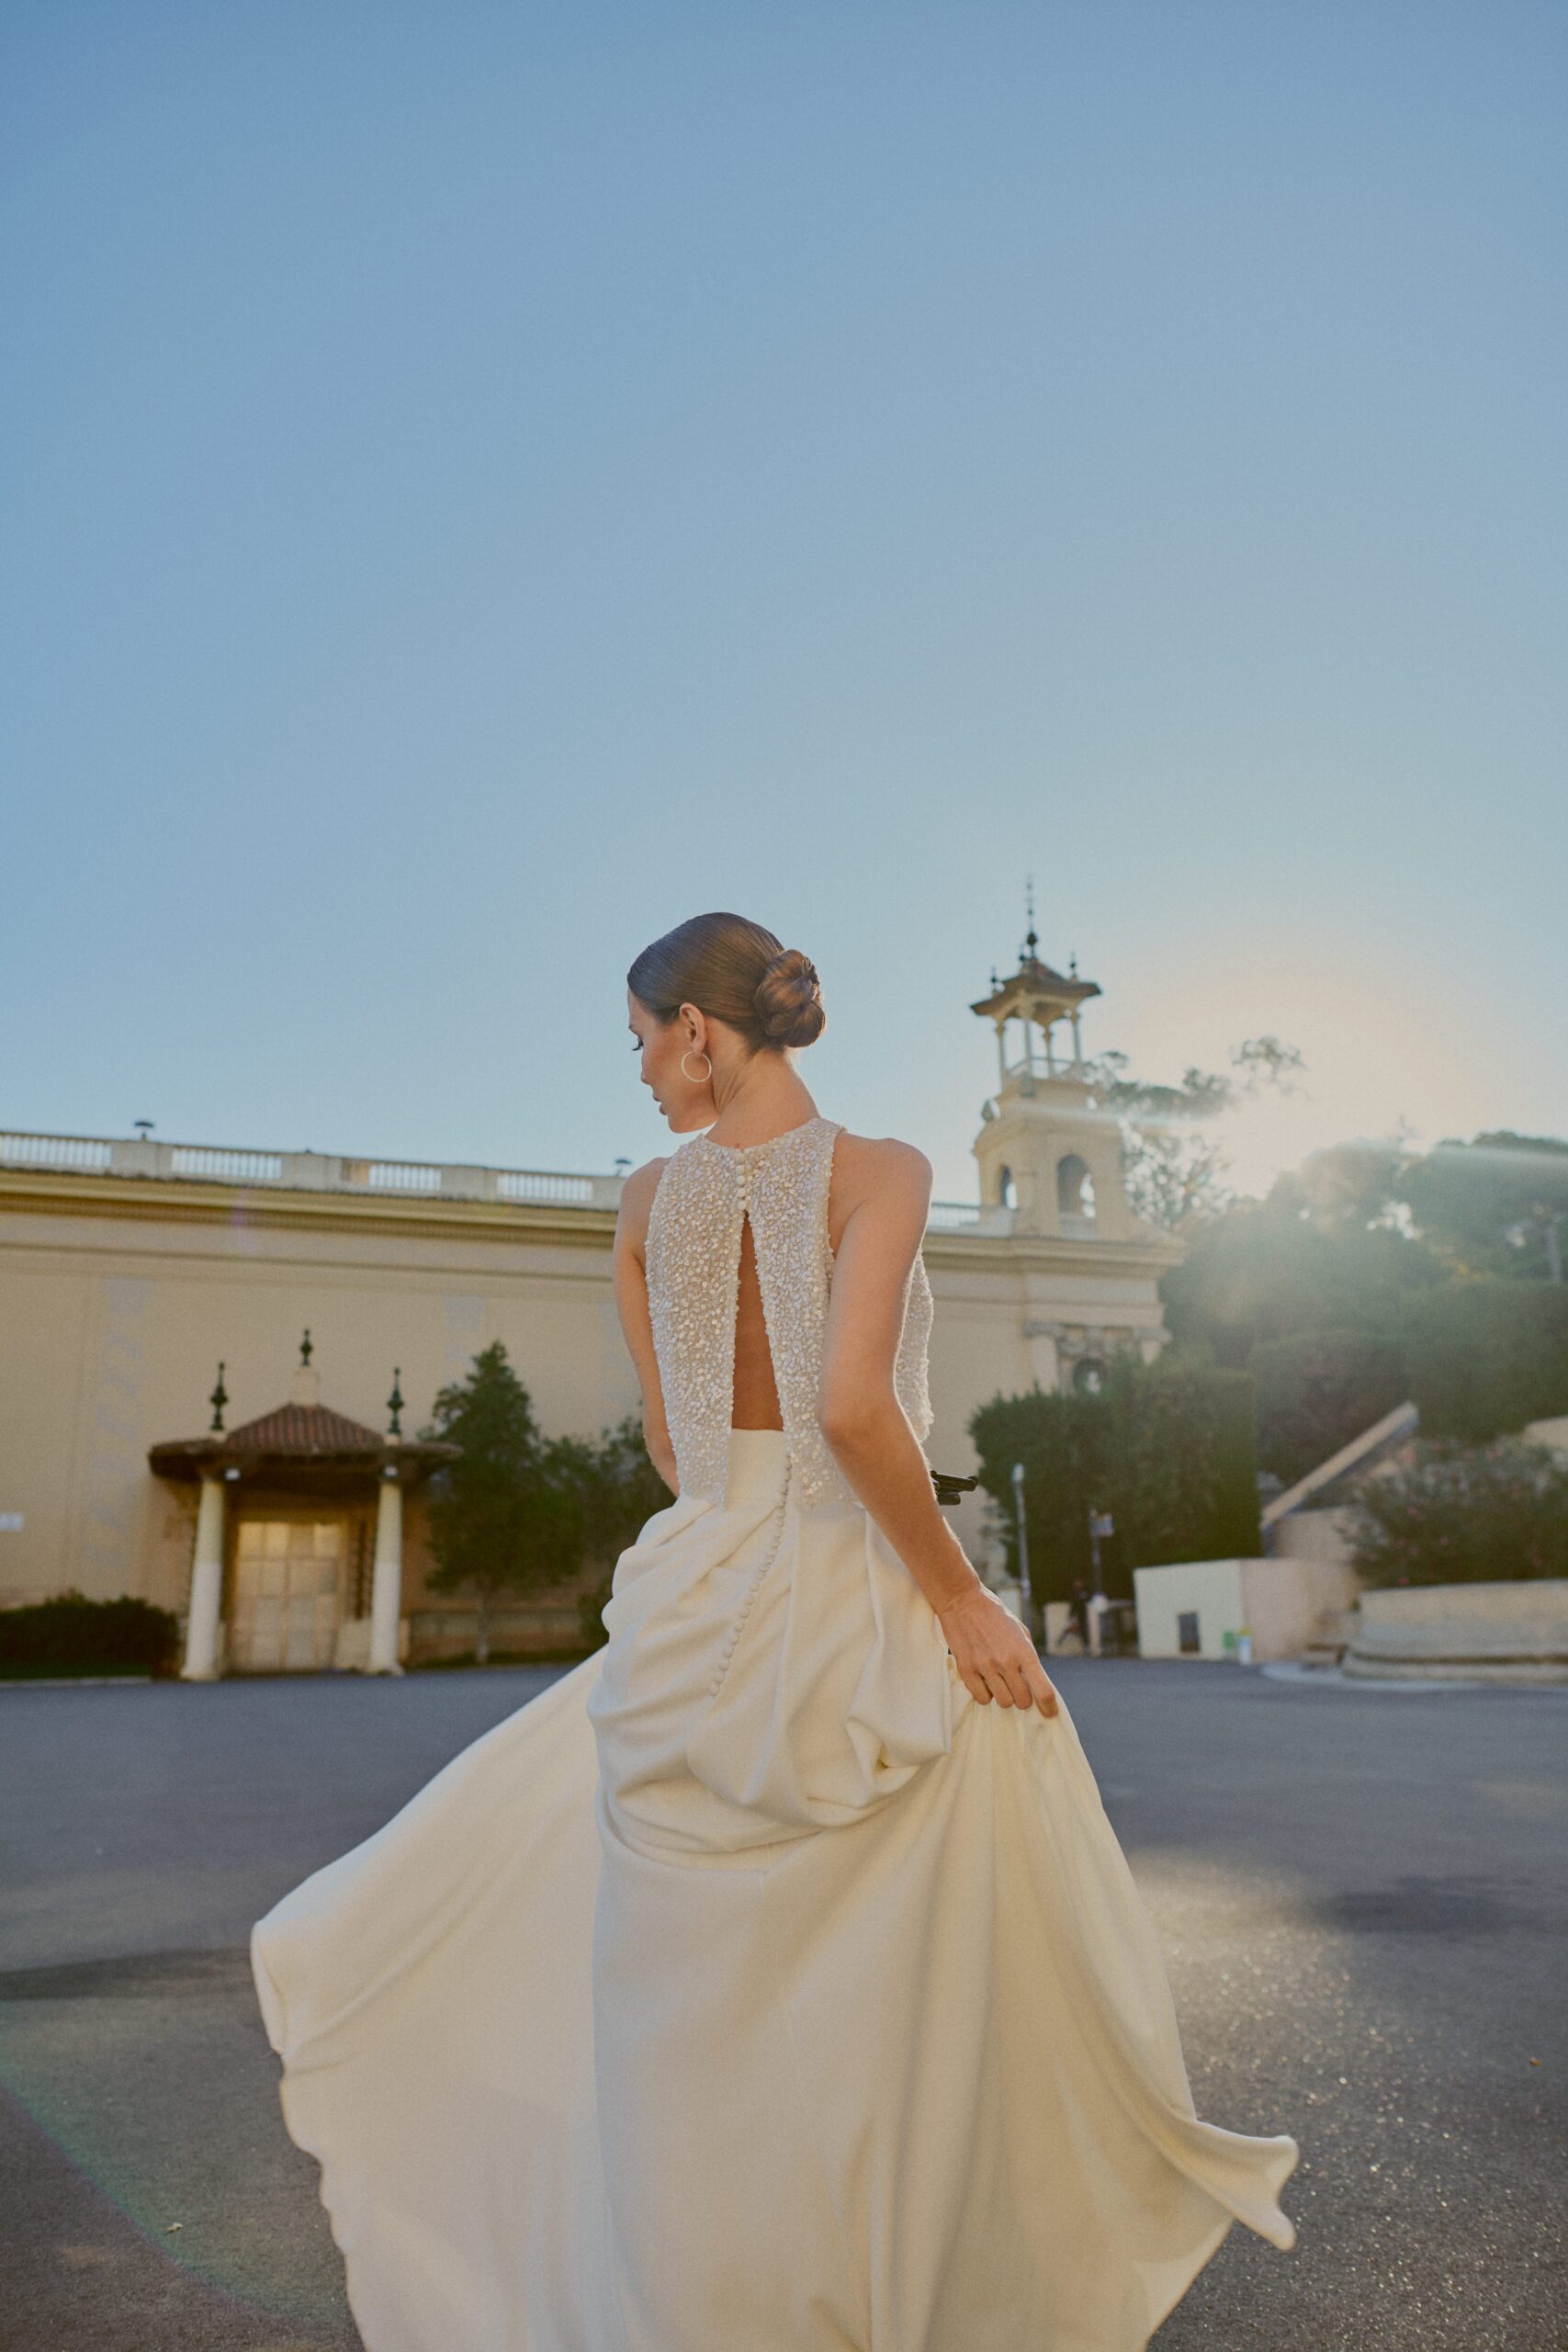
[1088,1510,1114,1655]
[1011,1461,1043,1649]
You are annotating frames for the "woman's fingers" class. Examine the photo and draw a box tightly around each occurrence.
[1006,1656,1043,1712]
[976,1649,1059,1715]
[1029,1661,1060,1715]
[940,1589,1061,1717]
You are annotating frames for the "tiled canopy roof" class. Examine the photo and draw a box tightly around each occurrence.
[222,1401,388,1456]
[970,952,1101,1020]
[149,1396,457,1483]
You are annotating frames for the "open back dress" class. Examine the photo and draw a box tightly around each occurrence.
[252,1112,1299,2350]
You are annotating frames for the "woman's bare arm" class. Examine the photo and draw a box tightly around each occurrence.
[611,1158,680,1495]
[816,1137,1057,1716]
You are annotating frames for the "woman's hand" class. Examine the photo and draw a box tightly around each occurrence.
[936,1583,1059,1716]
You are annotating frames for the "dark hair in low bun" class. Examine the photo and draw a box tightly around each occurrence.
[752,946,827,1049]
[628,913,827,1055]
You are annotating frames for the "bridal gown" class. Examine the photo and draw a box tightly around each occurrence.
[251,1114,1300,2352]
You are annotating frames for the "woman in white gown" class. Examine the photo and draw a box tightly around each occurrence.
[252,911,1300,2352]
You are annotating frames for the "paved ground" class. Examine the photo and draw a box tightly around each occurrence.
[1,1658,1563,2350]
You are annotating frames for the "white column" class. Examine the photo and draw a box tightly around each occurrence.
[367,1473,404,1674]
[181,1477,226,1681]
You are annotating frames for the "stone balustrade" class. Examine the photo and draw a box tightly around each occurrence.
[2,1128,1006,1234]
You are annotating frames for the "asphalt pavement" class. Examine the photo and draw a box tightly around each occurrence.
[1,1657,1563,2350]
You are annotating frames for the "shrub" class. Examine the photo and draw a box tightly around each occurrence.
[548,1414,675,1655]
[969,1356,1260,1606]
[1104,1356,1261,1568]
[1251,1326,1409,1486]
[1348,1439,1568,1587]
[0,1591,180,1679]
[967,1388,1111,1605]
[1401,1280,1568,1442]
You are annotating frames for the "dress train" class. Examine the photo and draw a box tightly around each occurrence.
[254,1427,1297,2350]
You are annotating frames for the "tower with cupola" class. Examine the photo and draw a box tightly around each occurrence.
[970,897,1135,1245]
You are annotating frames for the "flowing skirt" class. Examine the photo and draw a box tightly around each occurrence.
[252,1427,1299,2351]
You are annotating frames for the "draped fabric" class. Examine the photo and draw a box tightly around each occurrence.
[253,1428,1299,2351]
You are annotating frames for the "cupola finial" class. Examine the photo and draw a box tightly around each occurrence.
[290,1330,321,1409]
[209,1362,228,1433]
[387,1368,405,1439]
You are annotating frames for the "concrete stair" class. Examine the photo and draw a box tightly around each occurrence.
[1301,1606,1359,1667]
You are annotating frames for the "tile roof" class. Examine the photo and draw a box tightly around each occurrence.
[223,1401,388,1456]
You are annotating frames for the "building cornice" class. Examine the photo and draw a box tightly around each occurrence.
[920,1227,1184,1279]
[1,1167,1185,1277]
[0,1169,622,1250]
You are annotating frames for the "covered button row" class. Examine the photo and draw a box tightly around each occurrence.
[706,1600,751,1694]
[705,1479,792,1697]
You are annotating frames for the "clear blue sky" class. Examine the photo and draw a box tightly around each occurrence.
[4,2,1563,1204]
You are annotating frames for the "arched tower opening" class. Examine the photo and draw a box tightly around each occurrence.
[1057,1154,1096,1233]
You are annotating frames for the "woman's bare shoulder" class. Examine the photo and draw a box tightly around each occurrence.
[830,1130,933,1210]
[615,1153,673,1248]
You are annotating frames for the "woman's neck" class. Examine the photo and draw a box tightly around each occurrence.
[702,1073,818,1148]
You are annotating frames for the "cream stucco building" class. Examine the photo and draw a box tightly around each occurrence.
[0,935,1181,1671]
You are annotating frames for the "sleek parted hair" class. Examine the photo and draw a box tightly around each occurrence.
[627,913,826,1054]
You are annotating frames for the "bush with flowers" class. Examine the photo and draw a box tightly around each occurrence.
[1349,1438,1568,1587]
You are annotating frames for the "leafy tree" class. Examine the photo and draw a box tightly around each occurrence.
[968,1356,1259,1619]
[1398,1132,1568,1282]
[547,1415,674,1651]
[1083,1035,1305,1233]
[1131,1108,1568,1490]
[1250,1327,1410,1486]
[1280,1131,1423,1234]
[1349,1439,1568,1586]
[1159,1193,1441,1369]
[421,1343,585,1663]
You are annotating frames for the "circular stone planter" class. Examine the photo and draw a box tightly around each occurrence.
[1344,1578,1568,1684]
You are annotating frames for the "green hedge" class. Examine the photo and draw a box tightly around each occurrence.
[967,1388,1110,1603]
[969,1357,1260,1606]
[1402,1280,1568,1442]
[1106,1359,1261,1570]
[1251,1326,1409,1486]
[0,1592,180,1679]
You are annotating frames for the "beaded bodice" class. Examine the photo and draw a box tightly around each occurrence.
[644,1114,934,1509]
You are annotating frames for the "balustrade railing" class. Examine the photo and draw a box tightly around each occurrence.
[927,1200,1016,1236]
[3,1129,1008,1235]
[0,1130,626,1210]
[1001,1050,1089,1083]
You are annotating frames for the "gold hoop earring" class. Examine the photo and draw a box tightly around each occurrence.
[681,1048,713,1084]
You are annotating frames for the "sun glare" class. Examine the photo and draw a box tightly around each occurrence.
[1109,944,1506,1203]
